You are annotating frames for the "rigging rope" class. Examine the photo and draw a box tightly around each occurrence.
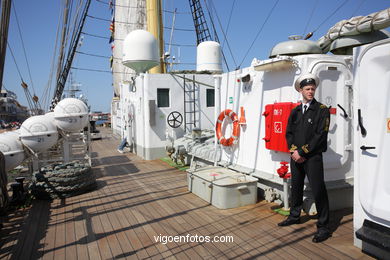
[0,0,11,93]
[82,30,196,49]
[11,1,37,96]
[95,0,190,14]
[239,0,280,67]
[164,42,196,47]
[302,0,319,36]
[52,0,91,103]
[350,0,366,18]
[312,0,349,33]
[82,31,112,39]
[76,50,114,59]
[42,0,63,111]
[71,61,196,73]
[71,67,135,73]
[6,42,37,112]
[87,14,194,31]
[55,0,71,88]
[202,0,230,71]
[207,0,237,69]
[5,42,24,81]
[87,14,137,24]
[222,0,236,49]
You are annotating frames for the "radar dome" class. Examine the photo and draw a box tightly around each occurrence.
[122,30,159,73]
[269,39,323,58]
[20,115,58,152]
[197,41,222,72]
[0,130,25,171]
[53,98,89,132]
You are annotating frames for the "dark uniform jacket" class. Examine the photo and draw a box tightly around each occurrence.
[286,98,330,158]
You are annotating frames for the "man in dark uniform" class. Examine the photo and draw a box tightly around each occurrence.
[278,73,331,243]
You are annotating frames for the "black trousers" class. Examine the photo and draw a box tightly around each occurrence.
[289,153,329,230]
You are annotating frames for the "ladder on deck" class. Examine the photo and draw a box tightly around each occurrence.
[183,75,197,132]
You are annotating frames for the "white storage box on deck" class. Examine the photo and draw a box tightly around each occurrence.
[187,166,258,209]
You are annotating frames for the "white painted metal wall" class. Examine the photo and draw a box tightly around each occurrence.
[121,73,215,160]
[353,39,390,251]
[218,54,353,186]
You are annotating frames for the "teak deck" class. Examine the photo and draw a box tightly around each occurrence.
[0,129,372,259]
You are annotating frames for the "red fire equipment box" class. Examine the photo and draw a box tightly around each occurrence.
[262,102,300,153]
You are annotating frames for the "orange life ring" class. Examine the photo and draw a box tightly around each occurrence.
[215,109,240,146]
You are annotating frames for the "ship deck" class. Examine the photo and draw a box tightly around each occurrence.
[0,128,372,259]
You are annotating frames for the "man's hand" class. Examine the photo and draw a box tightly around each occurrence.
[291,150,306,163]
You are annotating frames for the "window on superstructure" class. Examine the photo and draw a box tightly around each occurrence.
[206,89,214,107]
[157,88,170,107]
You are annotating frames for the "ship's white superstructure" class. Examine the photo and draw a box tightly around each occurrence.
[352,38,390,259]
[111,2,390,257]
[211,53,354,211]
[111,0,217,159]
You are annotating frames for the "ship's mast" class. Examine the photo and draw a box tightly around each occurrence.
[146,0,165,73]
[0,0,12,92]
[188,0,212,45]
[52,0,91,106]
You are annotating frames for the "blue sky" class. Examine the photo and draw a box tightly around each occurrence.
[3,0,390,113]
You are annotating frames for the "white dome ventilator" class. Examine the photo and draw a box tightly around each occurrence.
[122,29,159,73]
[0,130,25,171]
[19,115,59,153]
[53,98,89,132]
[197,41,222,73]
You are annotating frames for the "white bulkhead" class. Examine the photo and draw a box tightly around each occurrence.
[353,38,390,257]
[216,53,353,210]
[119,73,215,160]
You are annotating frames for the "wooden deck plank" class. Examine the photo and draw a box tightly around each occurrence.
[163,194,236,258]
[131,193,178,259]
[109,177,156,260]
[94,191,126,259]
[88,192,114,260]
[0,208,29,260]
[132,162,205,259]
[41,199,59,260]
[98,196,135,260]
[53,199,66,260]
[0,129,374,260]
[167,184,253,257]
[81,190,102,260]
[14,202,41,259]
[64,197,77,260]
[31,201,51,259]
[127,172,175,259]
[73,194,90,260]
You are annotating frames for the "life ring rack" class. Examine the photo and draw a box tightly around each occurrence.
[215,109,240,146]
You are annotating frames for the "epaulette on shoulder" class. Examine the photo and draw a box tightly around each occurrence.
[320,104,327,109]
